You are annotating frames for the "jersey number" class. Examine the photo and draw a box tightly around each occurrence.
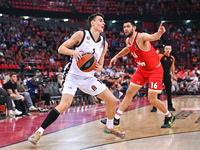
[150,82,157,89]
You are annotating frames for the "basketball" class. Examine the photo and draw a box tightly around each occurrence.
[77,53,97,72]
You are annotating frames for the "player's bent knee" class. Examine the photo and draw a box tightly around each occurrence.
[107,97,117,105]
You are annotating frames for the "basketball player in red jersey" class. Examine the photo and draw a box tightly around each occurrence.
[101,20,175,128]
[28,13,125,145]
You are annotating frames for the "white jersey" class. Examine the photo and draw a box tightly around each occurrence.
[67,30,105,77]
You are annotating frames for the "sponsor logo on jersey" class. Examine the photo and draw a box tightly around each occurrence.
[101,41,104,48]
[134,44,138,50]
[91,85,97,91]
[86,36,90,43]
[86,36,90,40]
[137,61,146,66]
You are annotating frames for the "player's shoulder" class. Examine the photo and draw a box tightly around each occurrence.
[73,30,85,37]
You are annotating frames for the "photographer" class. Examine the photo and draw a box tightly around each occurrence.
[21,70,51,111]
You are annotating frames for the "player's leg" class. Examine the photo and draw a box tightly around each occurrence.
[28,74,77,145]
[114,68,145,122]
[148,92,167,113]
[151,92,160,112]
[28,94,74,145]
[118,85,140,112]
[101,68,145,126]
[97,88,125,137]
[148,66,175,128]
[80,77,125,137]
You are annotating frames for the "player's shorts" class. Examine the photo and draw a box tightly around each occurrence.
[62,73,107,96]
[130,64,163,93]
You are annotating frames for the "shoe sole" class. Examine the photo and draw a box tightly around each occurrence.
[28,138,37,145]
[103,127,125,138]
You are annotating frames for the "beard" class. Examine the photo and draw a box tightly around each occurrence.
[126,30,133,37]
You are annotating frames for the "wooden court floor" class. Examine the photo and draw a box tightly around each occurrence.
[1,95,200,150]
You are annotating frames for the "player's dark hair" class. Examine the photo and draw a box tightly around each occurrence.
[123,20,136,26]
[88,13,104,28]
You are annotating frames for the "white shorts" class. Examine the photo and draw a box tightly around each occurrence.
[62,73,107,96]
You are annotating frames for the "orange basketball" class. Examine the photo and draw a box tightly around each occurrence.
[77,53,97,72]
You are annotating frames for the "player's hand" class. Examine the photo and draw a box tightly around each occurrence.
[94,63,102,72]
[158,22,166,35]
[73,50,84,61]
[109,56,118,67]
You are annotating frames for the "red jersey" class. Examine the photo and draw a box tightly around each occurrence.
[128,33,160,70]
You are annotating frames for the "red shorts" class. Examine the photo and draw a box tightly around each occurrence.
[130,64,163,93]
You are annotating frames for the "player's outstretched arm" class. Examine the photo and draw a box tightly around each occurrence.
[142,22,166,42]
[110,39,130,67]
[58,31,84,61]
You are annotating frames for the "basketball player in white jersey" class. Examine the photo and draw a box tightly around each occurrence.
[28,13,125,145]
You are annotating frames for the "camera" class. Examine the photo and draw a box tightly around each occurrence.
[31,75,51,85]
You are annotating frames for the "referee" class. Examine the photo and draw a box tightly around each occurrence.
[151,45,177,112]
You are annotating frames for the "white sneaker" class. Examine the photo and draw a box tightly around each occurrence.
[29,106,38,111]
[12,109,22,115]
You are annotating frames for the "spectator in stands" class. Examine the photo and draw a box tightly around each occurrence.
[0,87,22,118]
[187,81,198,95]
[172,80,179,95]
[112,77,123,100]
[192,67,200,77]
[183,74,192,89]
[19,60,26,79]
[3,72,30,116]
[16,81,38,111]
[190,73,199,85]
[121,78,130,95]
[123,72,131,80]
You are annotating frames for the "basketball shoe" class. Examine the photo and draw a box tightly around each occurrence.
[103,126,125,138]
[101,117,120,125]
[161,114,175,128]
[28,131,41,145]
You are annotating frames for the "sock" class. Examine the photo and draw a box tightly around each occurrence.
[164,111,171,117]
[106,119,114,130]
[115,109,123,119]
[37,127,44,135]
[41,108,60,130]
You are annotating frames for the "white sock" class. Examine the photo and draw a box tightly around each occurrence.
[164,111,171,117]
[106,119,114,130]
[37,127,44,135]
[115,109,123,119]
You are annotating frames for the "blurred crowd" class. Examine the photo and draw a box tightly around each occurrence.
[0,18,199,72]
[1,0,200,15]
